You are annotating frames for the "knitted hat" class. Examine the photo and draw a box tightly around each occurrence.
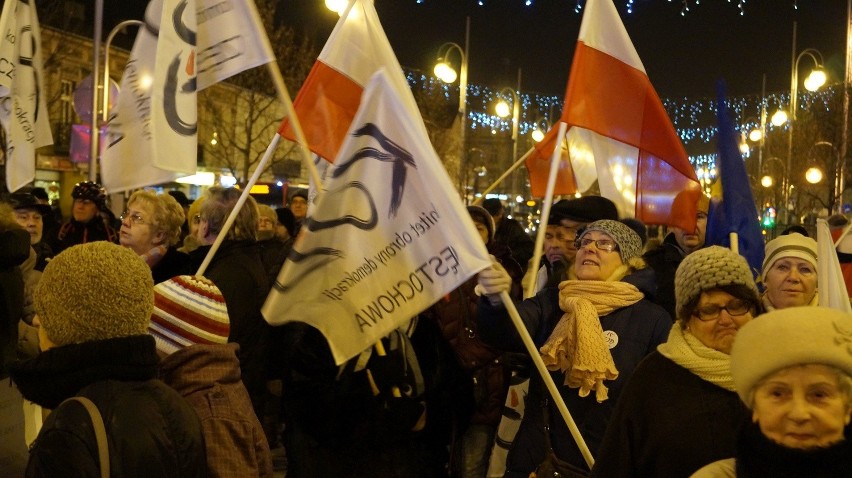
[674,246,758,322]
[71,181,106,205]
[578,219,642,262]
[35,242,154,346]
[149,275,230,356]
[467,205,495,243]
[761,233,818,281]
[551,196,619,224]
[730,306,852,405]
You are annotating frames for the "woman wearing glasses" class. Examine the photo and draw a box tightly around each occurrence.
[119,190,192,284]
[476,219,671,477]
[590,246,762,478]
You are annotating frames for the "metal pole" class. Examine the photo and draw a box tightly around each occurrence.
[840,0,852,213]
[510,68,521,205]
[102,21,144,123]
[459,16,470,202]
[784,22,797,225]
[89,0,103,182]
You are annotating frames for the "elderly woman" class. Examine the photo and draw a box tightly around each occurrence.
[590,246,762,477]
[476,219,671,477]
[761,233,818,310]
[692,306,852,477]
[120,190,192,283]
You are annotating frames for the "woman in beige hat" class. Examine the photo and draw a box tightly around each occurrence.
[692,306,852,477]
[591,246,762,478]
[760,233,818,310]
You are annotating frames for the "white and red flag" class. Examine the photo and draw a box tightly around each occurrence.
[526,0,700,230]
[277,0,423,164]
[101,0,274,192]
[0,0,53,192]
[263,70,491,365]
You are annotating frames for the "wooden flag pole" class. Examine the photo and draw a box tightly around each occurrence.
[729,232,739,254]
[524,122,569,299]
[472,147,535,206]
[196,134,282,277]
[498,290,594,469]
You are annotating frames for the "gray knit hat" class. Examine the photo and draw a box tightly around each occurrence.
[731,306,852,404]
[578,219,642,262]
[674,246,758,322]
[35,242,154,346]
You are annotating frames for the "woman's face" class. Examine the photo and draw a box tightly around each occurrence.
[752,364,851,449]
[119,200,164,255]
[686,289,753,354]
[574,231,623,281]
[763,257,817,309]
[473,220,490,245]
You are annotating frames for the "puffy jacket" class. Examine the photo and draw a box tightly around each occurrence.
[9,335,207,478]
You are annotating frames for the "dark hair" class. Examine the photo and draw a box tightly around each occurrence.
[481,198,503,217]
[780,225,809,237]
[680,283,762,325]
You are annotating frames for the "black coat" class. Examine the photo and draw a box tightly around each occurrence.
[8,335,206,478]
[53,218,118,255]
[190,240,271,410]
[151,247,193,284]
[494,217,534,275]
[590,351,748,478]
[642,233,688,321]
[477,267,672,476]
[0,229,30,375]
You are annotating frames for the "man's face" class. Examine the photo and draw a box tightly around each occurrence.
[543,225,570,264]
[13,208,43,245]
[559,218,588,261]
[673,211,708,253]
[290,196,308,220]
[72,198,98,223]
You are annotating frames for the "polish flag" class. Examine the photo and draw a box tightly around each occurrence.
[527,0,701,230]
[277,0,424,163]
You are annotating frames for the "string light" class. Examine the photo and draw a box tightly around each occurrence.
[408,0,799,15]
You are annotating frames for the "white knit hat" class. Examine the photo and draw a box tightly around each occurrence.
[761,233,817,281]
[149,275,230,356]
[730,306,852,404]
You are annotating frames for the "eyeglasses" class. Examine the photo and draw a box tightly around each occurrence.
[120,211,146,226]
[574,237,618,252]
[692,299,751,322]
[191,214,202,225]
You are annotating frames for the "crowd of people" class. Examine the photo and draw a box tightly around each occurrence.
[1,182,851,478]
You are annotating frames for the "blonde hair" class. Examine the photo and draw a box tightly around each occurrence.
[199,187,259,241]
[127,190,185,247]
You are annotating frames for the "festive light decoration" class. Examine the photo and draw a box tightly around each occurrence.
[408,1,800,16]
[405,69,840,177]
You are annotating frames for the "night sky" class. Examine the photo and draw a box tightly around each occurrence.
[109,0,846,99]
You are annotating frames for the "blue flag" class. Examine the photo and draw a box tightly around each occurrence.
[705,81,765,277]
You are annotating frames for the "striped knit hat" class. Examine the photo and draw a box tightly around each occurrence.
[149,275,230,355]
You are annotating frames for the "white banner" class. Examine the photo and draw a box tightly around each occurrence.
[0,0,53,192]
[263,70,491,364]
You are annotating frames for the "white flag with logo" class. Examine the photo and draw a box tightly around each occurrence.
[0,0,53,192]
[263,70,491,365]
[102,0,274,192]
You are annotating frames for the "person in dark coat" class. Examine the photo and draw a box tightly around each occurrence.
[591,246,762,478]
[643,192,709,320]
[53,181,117,254]
[8,193,54,271]
[476,220,671,477]
[8,242,206,477]
[189,187,272,423]
[0,203,30,375]
[482,198,534,275]
[119,190,192,284]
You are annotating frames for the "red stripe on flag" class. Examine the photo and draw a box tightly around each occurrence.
[526,126,577,198]
[279,61,364,163]
[561,42,697,182]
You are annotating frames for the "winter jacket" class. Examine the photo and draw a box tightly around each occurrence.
[0,228,29,375]
[643,233,689,321]
[494,217,534,275]
[477,267,671,476]
[159,343,273,478]
[590,352,748,478]
[54,218,118,254]
[8,335,206,478]
[151,246,193,284]
[190,240,272,412]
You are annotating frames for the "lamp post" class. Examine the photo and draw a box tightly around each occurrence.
[494,68,522,205]
[774,21,827,224]
[435,17,470,200]
[805,141,841,212]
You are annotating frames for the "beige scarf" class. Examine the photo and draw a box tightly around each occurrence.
[657,322,736,391]
[540,278,644,402]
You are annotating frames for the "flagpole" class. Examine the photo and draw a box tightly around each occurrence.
[525,122,568,299]
[89,0,104,182]
[498,290,594,469]
[472,147,534,206]
[196,133,282,276]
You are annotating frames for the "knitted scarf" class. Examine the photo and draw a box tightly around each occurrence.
[540,278,643,402]
[657,322,736,391]
[141,244,168,268]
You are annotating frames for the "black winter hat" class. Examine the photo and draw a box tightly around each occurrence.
[551,195,618,224]
[6,193,51,215]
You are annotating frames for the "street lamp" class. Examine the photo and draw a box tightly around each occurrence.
[435,17,470,200]
[494,69,522,201]
[805,141,842,210]
[775,22,827,223]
